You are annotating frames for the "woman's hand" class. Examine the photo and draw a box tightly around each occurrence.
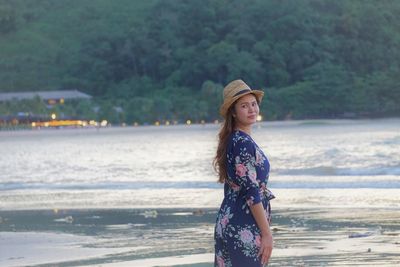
[249,202,273,265]
[258,231,273,265]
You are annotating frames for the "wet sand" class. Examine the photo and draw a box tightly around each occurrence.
[1,206,399,267]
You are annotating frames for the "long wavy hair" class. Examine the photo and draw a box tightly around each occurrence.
[213,106,236,183]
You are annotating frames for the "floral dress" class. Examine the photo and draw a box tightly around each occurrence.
[214,130,275,267]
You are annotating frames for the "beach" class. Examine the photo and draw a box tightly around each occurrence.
[1,119,399,266]
[1,206,399,266]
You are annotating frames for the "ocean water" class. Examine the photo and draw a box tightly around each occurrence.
[0,118,399,210]
[1,119,400,267]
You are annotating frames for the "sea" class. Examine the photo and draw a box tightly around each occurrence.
[1,118,399,210]
[0,118,399,266]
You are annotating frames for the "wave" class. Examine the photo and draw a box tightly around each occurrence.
[0,181,221,191]
[269,181,400,189]
[1,180,400,191]
[374,135,400,145]
[276,165,400,176]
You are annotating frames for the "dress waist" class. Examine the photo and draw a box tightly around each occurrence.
[226,180,275,201]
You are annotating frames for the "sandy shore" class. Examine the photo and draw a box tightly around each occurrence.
[1,206,399,267]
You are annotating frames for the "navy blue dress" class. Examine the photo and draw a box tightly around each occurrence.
[214,130,275,267]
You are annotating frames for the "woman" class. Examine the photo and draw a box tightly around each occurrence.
[213,79,275,267]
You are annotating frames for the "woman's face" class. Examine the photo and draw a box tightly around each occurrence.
[233,94,259,128]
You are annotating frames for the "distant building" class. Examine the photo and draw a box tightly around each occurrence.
[0,90,94,128]
[0,90,92,105]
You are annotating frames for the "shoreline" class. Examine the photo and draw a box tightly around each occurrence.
[1,207,399,266]
[1,117,399,133]
[2,188,400,211]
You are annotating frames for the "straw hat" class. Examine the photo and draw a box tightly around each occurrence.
[219,79,264,118]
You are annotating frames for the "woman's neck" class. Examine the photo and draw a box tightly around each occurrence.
[234,125,252,135]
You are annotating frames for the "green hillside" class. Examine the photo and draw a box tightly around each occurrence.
[1,0,400,123]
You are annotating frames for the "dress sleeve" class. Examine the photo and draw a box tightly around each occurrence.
[232,139,261,206]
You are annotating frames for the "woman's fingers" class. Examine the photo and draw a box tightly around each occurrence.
[262,249,268,264]
[259,234,273,264]
[261,246,272,265]
[257,242,267,257]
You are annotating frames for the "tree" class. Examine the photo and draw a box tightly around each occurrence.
[0,4,17,34]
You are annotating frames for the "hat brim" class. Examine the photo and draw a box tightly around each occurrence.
[220,90,264,118]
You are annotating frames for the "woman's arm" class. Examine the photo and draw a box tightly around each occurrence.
[230,139,273,264]
[250,202,273,265]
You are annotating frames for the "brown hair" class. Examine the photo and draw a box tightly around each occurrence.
[213,106,236,183]
[213,93,261,183]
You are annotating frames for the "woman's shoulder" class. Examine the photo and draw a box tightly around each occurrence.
[230,130,255,149]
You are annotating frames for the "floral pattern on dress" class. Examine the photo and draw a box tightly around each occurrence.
[215,249,232,267]
[214,130,274,267]
[215,206,234,239]
[233,225,262,260]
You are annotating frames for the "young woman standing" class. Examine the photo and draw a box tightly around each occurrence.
[213,79,275,267]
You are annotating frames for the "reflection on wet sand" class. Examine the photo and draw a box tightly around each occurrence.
[0,207,399,266]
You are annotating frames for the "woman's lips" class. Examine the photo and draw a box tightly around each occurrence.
[248,115,256,119]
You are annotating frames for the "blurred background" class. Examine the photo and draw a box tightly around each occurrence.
[1,0,400,128]
[1,1,400,267]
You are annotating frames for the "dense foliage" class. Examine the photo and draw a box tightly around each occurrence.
[1,0,400,123]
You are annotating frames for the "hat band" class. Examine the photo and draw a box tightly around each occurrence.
[233,89,251,97]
